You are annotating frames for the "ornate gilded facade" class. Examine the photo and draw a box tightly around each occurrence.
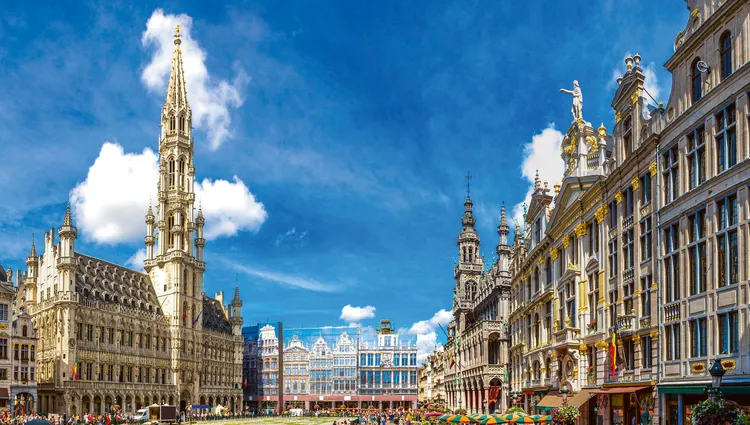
[19,26,243,416]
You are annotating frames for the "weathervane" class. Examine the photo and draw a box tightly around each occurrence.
[466,171,472,197]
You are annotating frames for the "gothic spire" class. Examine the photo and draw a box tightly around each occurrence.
[27,235,37,262]
[165,25,189,112]
[63,203,73,227]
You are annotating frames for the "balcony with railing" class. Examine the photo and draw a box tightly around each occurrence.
[664,303,680,322]
[587,153,600,170]
[616,314,635,331]
[623,214,634,230]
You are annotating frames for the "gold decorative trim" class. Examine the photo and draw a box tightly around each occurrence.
[650,284,658,291]
[631,176,640,190]
[539,257,546,264]
[632,335,641,344]
[691,363,706,374]
[649,161,658,177]
[579,344,588,352]
[631,91,640,104]
[615,192,623,204]
[633,290,642,297]
[721,359,736,370]
[594,204,609,223]
[550,248,559,260]
[598,124,607,139]
[562,235,571,248]
[649,331,659,340]
[615,111,622,123]
[574,221,588,237]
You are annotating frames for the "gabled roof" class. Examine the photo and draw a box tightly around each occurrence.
[547,175,604,238]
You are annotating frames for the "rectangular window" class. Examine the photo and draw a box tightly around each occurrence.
[0,339,6,359]
[640,173,651,204]
[665,324,681,361]
[689,318,707,358]
[641,335,652,368]
[717,195,739,287]
[662,145,680,203]
[718,311,739,354]
[624,186,634,217]
[624,339,635,371]
[623,117,633,158]
[687,127,706,189]
[640,216,652,262]
[0,304,7,321]
[609,200,618,229]
[715,103,737,173]
[623,228,634,270]
[687,210,707,295]
[640,276,651,317]
[608,238,618,278]
[663,223,680,302]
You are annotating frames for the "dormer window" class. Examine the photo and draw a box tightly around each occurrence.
[691,58,703,105]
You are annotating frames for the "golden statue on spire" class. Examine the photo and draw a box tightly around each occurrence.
[174,24,182,45]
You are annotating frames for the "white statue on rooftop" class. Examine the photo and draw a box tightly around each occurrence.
[560,80,583,120]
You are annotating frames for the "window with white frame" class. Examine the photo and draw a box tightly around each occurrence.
[688,209,707,295]
[662,145,679,204]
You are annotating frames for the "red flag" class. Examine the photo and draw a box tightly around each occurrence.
[488,387,500,404]
[609,332,617,379]
[449,355,456,369]
[243,378,247,388]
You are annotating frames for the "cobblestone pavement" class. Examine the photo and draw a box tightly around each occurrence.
[206,417,352,425]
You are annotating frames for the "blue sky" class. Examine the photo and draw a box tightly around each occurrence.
[0,1,688,358]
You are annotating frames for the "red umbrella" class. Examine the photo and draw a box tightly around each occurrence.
[426,412,443,417]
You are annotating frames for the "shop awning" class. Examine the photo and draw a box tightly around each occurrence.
[567,390,595,408]
[536,395,563,409]
[0,388,8,400]
[658,385,706,395]
[588,386,650,394]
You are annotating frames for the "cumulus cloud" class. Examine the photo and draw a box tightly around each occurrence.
[70,142,267,244]
[512,125,564,224]
[408,309,453,363]
[340,305,376,323]
[126,248,147,271]
[141,9,250,149]
[608,52,662,103]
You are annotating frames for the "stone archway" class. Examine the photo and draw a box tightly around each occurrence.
[125,396,133,413]
[488,377,502,413]
[208,397,214,407]
[105,395,113,413]
[82,395,91,414]
[134,396,142,410]
[179,390,190,412]
[199,396,206,405]
[93,395,102,415]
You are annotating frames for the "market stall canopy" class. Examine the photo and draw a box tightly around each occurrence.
[567,390,595,408]
[587,386,650,394]
[535,395,563,410]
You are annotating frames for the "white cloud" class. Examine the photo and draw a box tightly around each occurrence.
[512,125,564,224]
[408,309,453,363]
[275,227,309,248]
[340,305,376,323]
[232,262,339,293]
[126,248,147,271]
[141,9,250,149]
[70,142,267,244]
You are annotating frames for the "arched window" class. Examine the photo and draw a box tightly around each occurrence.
[691,57,703,105]
[182,301,188,327]
[168,215,175,249]
[469,246,474,262]
[178,159,185,189]
[720,32,732,80]
[170,116,176,132]
[179,115,185,132]
[462,247,467,262]
[533,314,540,346]
[168,159,176,188]
[22,325,28,337]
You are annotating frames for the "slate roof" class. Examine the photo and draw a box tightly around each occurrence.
[202,295,232,334]
[75,253,163,314]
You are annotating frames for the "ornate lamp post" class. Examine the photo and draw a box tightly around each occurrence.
[709,359,726,398]
[560,384,570,407]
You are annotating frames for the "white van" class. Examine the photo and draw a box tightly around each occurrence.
[133,408,149,423]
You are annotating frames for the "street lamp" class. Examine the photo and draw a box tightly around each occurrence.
[709,359,726,397]
[560,383,570,407]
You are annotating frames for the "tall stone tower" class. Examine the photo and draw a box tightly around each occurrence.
[496,204,511,278]
[143,24,205,401]
[453,180,483,334]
